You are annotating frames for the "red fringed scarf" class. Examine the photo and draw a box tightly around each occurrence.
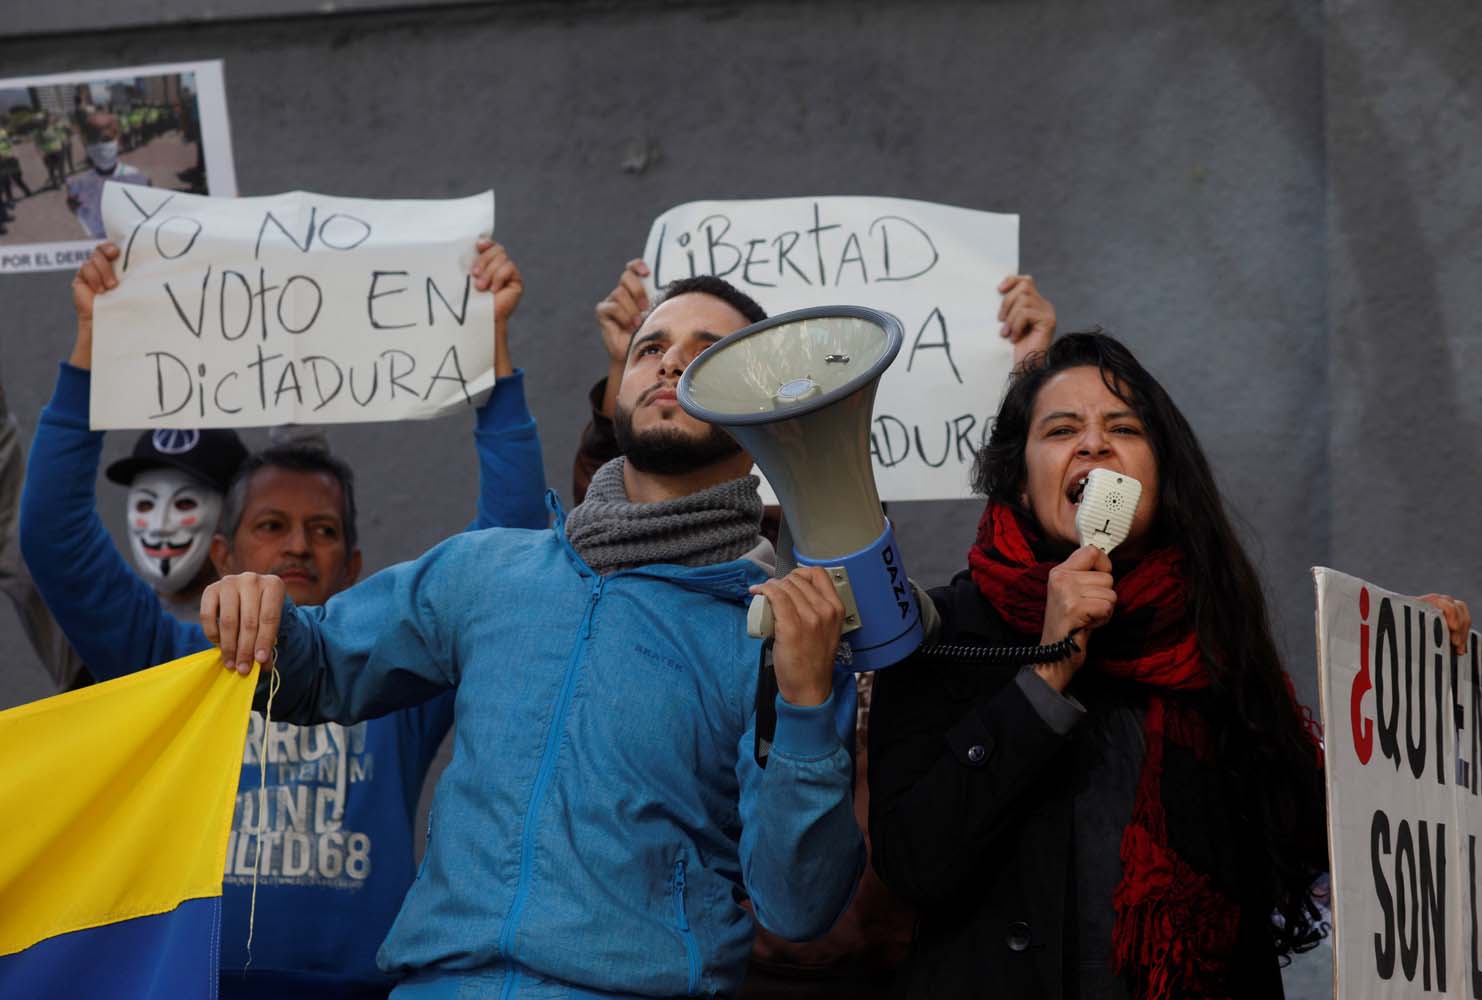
[968,502,1240,1000]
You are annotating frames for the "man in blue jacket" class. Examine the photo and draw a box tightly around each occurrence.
[20,238,547,999]
[203,275,866,999]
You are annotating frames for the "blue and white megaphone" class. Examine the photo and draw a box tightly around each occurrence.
[677,305,923,671]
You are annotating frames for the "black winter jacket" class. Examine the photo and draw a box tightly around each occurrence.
[867,572,1297,1000]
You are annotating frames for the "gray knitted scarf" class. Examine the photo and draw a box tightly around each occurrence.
[564,457,764,574]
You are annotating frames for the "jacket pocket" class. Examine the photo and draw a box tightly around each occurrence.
[671,857,702,997]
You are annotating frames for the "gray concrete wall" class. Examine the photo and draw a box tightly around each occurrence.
[4,0,492,37]
[0,0,1342,695]
[1326,0,1482,604]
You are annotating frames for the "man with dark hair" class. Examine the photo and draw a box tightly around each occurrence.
[201,273,865,998]
[221,447,359,547]
[609,275,765,474]
[211,445,363,608]
[575,259,1060,997]
[21,237,546,1000]
[576,265,765,497]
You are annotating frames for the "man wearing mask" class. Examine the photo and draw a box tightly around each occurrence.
[106,426,248,619]
[201,274,865,998]
[21,237,547,1000]
[65,110,150,239]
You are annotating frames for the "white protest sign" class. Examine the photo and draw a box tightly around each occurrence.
[1315,567,1482,998]
[91,186,496,429]
[643,197,1018,502]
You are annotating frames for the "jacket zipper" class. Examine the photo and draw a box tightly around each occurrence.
[672,858,702,996]
[497,577,605,994]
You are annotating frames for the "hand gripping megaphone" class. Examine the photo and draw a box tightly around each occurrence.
[677,306,923,671]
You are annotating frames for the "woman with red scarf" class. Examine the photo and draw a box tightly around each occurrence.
[867,332,1466,999]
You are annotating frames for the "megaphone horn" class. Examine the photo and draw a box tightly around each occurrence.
[677,305,923,672]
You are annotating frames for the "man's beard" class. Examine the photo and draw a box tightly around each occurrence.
[613,401,742,475]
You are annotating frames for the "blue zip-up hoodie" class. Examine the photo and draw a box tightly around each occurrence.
[264,496,865,999]
[19,363,549,999]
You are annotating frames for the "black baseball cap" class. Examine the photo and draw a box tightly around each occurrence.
[105,428,249,494]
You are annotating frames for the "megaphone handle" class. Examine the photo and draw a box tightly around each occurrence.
[747,568,861,639]
[748,594,776,638]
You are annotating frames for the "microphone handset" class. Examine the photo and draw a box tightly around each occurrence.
[916,469,1143,665]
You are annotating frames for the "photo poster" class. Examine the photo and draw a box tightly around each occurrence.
[1314,567,1482,999]
[0,60,236,274]
[642,197,1019,503]
[89,186,497,429]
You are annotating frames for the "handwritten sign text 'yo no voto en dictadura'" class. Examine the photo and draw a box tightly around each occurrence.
[90,185,496,429]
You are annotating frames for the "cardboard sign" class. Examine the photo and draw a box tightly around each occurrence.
[90,187,495,429]
[643,197,1018,502]
[1314,567,1482,998]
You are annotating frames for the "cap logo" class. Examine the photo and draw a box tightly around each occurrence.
[152,429,200,455]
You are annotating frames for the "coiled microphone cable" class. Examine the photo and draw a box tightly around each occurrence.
[913,635,1080,665]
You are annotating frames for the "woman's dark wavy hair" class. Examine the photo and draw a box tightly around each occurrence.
[974,331,1328,956]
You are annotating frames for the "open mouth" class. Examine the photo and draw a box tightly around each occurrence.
[1067,476,1089,506]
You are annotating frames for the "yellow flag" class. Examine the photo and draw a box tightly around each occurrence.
[0,649,254,971]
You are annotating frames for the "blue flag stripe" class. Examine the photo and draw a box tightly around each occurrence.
[0,896,219,1000]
